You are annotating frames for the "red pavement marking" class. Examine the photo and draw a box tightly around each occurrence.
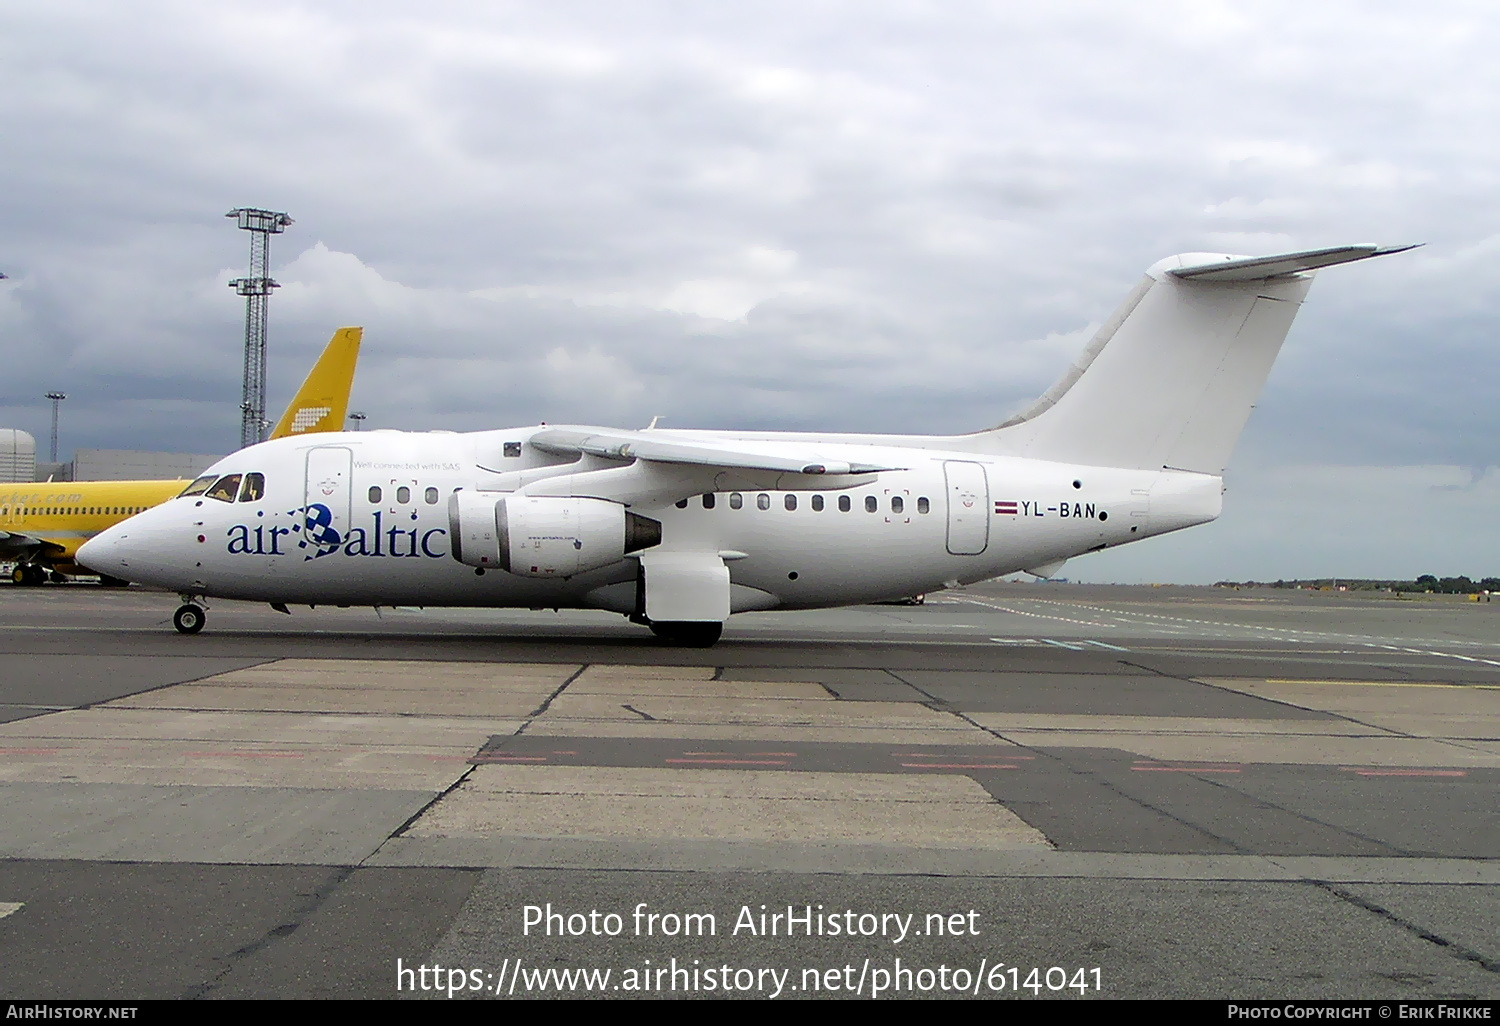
[1341,767,1467,777]
[894,752,1035,759]
[1132,764,1243,773]
[666,758,789,766]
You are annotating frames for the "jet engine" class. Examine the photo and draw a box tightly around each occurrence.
[448,492,660,577]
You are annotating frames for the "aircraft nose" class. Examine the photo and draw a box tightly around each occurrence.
[77,520,150,581]
[76,524,127,577]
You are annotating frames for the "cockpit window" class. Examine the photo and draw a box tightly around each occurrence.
[179,475,216,498]
[238,473,265,502]
[205,475,242,503]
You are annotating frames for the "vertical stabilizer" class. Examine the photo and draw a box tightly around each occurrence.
[269,327,363,439]
[983,246,1413,474]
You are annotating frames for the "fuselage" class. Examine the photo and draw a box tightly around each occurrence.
[77,426,1221,612]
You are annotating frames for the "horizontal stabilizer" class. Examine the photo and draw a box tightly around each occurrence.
[1167,244,1419,282]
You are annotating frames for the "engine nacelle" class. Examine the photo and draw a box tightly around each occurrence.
[448,492,661,577]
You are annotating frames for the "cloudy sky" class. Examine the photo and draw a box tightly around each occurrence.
[1,1,1497,583]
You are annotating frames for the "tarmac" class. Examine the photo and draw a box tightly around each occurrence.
[0,581,1495,999]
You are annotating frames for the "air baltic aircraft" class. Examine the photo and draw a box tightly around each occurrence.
[78,245,1410,642]
[2,327,363,585]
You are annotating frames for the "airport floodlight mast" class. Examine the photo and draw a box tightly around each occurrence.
[226,207,294,449]
[348,411,366,430]
[44,392,66,463]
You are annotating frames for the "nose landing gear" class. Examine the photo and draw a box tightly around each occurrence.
[172,602,206,635]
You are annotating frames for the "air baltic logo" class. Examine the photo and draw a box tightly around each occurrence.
[226,504,449,562]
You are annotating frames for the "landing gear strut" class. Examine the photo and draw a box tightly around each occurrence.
[647,621,723,647]
[173,604,206,635]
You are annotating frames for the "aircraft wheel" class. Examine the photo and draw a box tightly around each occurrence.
[48,571,67,584]
[173,604,206,635]
[24,565,46,586]
[648,621,723,647]
[10,566,26,585]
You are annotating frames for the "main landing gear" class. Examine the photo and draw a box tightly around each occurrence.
[10,564,47,586]
[173,603,206,635]
[647,621,723,647]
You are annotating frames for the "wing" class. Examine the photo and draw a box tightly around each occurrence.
[0,529,63,561]
[487,427,904,508]
[528,427,902,476]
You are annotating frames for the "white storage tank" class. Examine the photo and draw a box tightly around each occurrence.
[0,429,36,483]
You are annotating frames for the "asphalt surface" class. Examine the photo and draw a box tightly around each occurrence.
[0,581,1495,1000]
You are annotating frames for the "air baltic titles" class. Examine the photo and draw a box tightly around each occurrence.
[78,245,1412,643]
[3,326,363,586]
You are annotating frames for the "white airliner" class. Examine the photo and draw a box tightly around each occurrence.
[78,245,1411,644]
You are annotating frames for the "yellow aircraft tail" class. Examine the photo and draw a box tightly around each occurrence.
[269,326,363,439]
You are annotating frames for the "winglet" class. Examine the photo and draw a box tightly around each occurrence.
[269,327,362,439]
[1166,244,1420,283]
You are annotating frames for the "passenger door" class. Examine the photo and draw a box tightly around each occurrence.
[944,460,989,555]
[303,447,352,557]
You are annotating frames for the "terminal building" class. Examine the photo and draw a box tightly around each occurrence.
[71,449,222,482]
[0,431,221,483]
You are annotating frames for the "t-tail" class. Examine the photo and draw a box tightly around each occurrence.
[981,245,1416,474]
[268,326,363,439]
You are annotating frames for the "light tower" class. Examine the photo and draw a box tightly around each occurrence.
[227,208,293,448]
[44,392,66,463]
[347,411,366,431]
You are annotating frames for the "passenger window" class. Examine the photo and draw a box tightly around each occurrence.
[918,497,930,514]
[891,496,903,514]
[729,492,743,510]
[838,495,851,512]
[369,486,382,503]
[812,495,824,512]
[784,494,797,511]
[238,473,265,502]
[206,475,242,503]
[864,495,877,513]
[179,475,216,498]
[757,493,770,510]
[397,486,411,504]
[425,487,439,504]
[702,493,715,509]
[676,498,689,508]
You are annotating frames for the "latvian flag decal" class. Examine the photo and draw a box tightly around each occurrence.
[995,500,1018,515]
